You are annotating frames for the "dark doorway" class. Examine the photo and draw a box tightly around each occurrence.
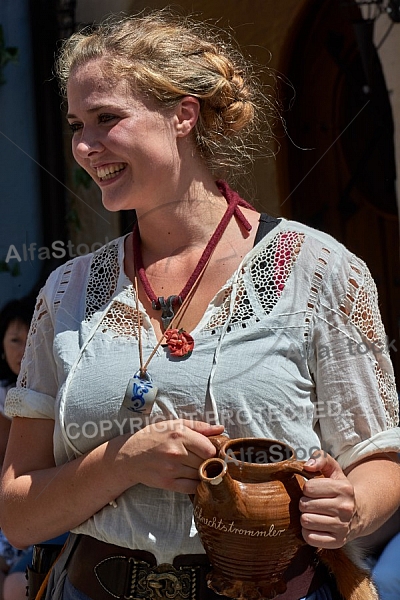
[282,0,400,380]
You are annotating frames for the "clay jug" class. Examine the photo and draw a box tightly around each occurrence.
[193,436,320,600]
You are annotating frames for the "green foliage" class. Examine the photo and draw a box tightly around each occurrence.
[0,25,19,86]
[0,259,21,277]
[73,166,93,189]
[66,206,82,232]
[67,167,93,232]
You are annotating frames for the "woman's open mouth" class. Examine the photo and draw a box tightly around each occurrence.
[96,163,127,181]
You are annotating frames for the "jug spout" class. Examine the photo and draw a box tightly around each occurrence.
[198,457,247,511]
[199,458,229,488]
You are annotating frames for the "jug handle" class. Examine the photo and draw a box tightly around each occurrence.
[188,435,229,504]
[208,434,229,453]
[281,459,324,480]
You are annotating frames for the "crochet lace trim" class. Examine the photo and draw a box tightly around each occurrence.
[204,231,305,332]
[18,292,48,389]
[84,242,119,322]
[340,262,398,425]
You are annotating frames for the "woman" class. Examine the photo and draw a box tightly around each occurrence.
[0,10,399,600]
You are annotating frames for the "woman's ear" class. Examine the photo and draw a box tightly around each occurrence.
[175,96,200,137]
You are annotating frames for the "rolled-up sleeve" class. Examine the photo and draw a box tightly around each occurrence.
[5,286,57,420]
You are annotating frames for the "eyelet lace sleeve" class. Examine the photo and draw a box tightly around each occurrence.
[5,287,57,419]
[308,252,399,469]
[339,263,398,425]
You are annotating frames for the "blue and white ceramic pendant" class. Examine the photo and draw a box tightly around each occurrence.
[123,370,158,414]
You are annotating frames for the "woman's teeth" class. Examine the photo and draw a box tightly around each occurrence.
[96,163,126,180]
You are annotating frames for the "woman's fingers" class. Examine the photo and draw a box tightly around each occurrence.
[128,419,224,491]
[300,451,357,548]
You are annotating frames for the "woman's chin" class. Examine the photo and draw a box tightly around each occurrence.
[101,196,133,213]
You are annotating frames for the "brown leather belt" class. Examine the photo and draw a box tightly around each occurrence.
[67,535,326,600]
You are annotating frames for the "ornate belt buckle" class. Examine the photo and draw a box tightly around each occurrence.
[95,556,197,599]
[132,560,197,600]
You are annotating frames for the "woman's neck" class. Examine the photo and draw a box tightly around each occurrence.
[134,179,228,260]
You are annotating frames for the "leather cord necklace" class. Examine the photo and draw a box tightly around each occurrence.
[124,182,255,415]
[132,180,254,329]
[122,258,212,415]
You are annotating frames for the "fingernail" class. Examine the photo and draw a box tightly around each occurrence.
[305,458,316,466]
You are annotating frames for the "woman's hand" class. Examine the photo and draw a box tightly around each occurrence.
[0,417,224,547]
[122,419,224,494]
[300,452,358,549]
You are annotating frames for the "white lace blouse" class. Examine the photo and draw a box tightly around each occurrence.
[5,218,400,563]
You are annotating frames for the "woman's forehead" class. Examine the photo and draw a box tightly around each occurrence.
[67,61,135,112]
[68,58,118,91]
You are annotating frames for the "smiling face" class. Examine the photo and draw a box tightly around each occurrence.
[66,59,185,214]
[3,319,29,376]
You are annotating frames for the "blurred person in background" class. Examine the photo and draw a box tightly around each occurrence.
[0,297,33,463]
[0,297,33,599]
[0,300,69,600]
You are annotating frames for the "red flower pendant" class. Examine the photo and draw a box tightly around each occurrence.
[164,328,194,357]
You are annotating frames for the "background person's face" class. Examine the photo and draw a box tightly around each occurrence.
[3,319,29,376]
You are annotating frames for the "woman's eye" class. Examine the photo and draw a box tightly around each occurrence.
[68,122,82,133]
[67,114,117,132]
[98,114,117,124]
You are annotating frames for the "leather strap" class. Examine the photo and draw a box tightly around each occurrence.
[67,536,222,600]
[67,535,325,600]
[254,212,281,246]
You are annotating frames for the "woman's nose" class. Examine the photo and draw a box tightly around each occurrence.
[74,129,104,158]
